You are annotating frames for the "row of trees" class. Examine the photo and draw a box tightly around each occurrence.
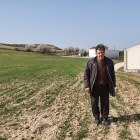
[25,44,54,54]
[25,44,88,56]
[63,46,88,56]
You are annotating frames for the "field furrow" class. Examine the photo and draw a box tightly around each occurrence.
[0,50,140,140]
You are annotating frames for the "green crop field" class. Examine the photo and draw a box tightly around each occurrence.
[0,50,140,140]
[0,50,88,116]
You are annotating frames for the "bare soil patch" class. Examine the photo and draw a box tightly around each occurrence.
[0,71,140,140]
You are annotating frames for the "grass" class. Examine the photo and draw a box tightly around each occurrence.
[103,125,110,135]
[110,101,118,110]
[0,50,88,116]
[57,113,73,140]
[0,137,7,140]
[0,43,25,48]
[74,129,88,139]
[72,111,91,139]
[0,50,87,84]
[117,74,140,88]
[110,72,140,139]
[1,49,139,139]
[119,120,133,140]
[112,57,124,64]
[0,50,90,139]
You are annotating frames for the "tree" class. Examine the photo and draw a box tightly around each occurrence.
[25,44,34,52]
[83,51,87,56]
[63,48,68,55]
[75,47,79,52]
[37,44,50,54]
[75,47,79,54]
[79,49,86,56]
[67,46,74,53]
[52,49,56,53]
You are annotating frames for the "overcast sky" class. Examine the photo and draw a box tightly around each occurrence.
[0,0,140,51]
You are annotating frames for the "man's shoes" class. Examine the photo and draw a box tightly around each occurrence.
[102,118,110,125]
[94,118,100,125]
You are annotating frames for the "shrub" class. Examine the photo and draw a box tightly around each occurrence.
[75,47,79,54]
[52,49,56,53]
[67,46,74,53]
[15,48,19,51]
[37,44,50,54]
[119,51,124,57]
[63,48,68,55]
[79,49,86,56]
[25,44,34,52]
[83,51,87,56]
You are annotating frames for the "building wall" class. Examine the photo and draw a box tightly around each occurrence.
[105,50,119,58]
[124,44,140,72]
[89,49,96,57]
[89,49,119,58]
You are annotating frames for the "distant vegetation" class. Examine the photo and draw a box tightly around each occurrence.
[0,43,62,50]
[119,51,124,61]
[0,43,124,58]
[0,43,88,56]
[63,46,88,56]
[119,51,124,58]
[0,43,26,48]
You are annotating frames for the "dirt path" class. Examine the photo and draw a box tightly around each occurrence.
[114,62,124,71]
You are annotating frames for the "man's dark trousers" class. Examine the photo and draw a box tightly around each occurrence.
[90,85,109,119]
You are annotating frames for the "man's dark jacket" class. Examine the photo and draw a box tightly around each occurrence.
[84,56,116,96]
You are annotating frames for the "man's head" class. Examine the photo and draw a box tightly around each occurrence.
[96,44,105,61]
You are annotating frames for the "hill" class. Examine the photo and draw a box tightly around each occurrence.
[0,43,62,51]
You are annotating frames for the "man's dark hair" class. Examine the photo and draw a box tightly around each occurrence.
[96,44,105,53]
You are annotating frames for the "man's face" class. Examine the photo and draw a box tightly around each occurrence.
[96,49,105,61]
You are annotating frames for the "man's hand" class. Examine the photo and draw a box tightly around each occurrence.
[85,87,90,93]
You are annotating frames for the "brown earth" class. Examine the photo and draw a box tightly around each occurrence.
[0,70,140,140]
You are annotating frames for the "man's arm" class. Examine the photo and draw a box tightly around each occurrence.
[83,61,90,93]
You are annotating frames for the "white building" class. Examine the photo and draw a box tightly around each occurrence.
[124,44,140,72]
[89,46,119,58]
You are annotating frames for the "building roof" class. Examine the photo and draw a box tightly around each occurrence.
[90,46,96,49]
[124,44,140,50]
[90,46,108,49]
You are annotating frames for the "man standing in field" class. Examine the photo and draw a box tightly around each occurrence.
[83,44,116,125]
